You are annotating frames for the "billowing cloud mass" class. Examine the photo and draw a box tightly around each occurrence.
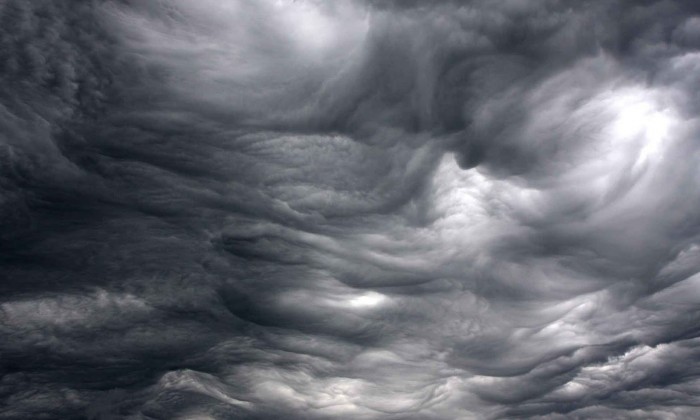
[3,0,700,418]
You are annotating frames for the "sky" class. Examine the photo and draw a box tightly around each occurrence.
[2,0,700,419]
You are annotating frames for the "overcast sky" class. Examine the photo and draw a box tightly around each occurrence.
[3,1,700,419]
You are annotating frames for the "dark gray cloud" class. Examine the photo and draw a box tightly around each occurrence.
[2,0,700,419]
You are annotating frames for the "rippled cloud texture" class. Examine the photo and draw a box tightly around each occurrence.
[3,0,700,418]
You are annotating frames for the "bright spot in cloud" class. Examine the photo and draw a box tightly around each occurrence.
[348,291,386,308]
[271,0,367,56]
[610,89,676,169]
[638,110,672,164]
[430,154,492,226]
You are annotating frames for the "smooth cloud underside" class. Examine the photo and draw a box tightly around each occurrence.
[2,1,700,419]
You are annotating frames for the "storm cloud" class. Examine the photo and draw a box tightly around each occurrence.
[3,0,700,418]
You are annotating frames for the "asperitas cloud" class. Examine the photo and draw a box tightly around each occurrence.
[3,1,700,419]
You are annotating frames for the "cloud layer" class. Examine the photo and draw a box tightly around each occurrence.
[3,0,700,418]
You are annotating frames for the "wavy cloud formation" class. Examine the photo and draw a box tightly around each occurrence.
[2,1,700,419]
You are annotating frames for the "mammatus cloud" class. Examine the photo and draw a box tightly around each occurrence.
[2,0,700,419]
